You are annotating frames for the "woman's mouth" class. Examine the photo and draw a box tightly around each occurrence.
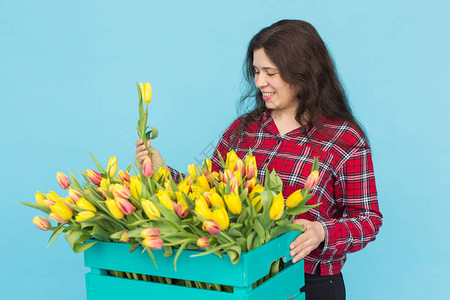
[262,92,275,101]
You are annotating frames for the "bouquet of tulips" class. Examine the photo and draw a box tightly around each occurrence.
[21,82,321,289]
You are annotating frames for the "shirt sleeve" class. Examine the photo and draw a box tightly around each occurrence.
[318,146,382,257]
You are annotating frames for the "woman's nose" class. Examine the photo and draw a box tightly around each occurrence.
[255,75,267,88]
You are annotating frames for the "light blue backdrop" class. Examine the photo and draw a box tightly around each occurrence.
[1,1,449,299]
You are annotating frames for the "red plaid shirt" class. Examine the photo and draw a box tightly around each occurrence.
[170,110,382,276]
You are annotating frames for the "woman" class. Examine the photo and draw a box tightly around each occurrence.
[136,20,382,300]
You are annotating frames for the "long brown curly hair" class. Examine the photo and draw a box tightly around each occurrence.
[234,19,365,146]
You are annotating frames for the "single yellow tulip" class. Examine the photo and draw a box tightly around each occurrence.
[105,198,124,219]
[226,150,239,171]
[35,192,45,206]
[50,200,73,221]
[188,164,197,180]
[209,192,225,209]
[156,191,174,211]
[76,198,97,212]
[245,155,257,179]
[75,211,95,221]
[140,82,152,104]
[141,198,160,220]
[224,193,242,215]
[249,184,264,212]
[196,206,214,220]
[196,175,210,191]
[269,193,284,220]
[129,176,142,199]
[212,207,229,230]
[286,189,303,208]
[107,156,118,178]
[155,167,169,181]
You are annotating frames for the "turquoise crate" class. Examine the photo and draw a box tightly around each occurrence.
[84,231,305,300]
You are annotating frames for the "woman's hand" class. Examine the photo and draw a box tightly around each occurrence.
[289,219,325,263]
[135,139,168,171]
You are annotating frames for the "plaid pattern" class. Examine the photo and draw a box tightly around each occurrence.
[168,110,382,275]
[210,110,382,276]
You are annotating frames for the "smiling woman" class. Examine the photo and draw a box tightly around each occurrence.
[136,19,382,300]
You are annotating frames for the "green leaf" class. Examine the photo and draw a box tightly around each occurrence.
[129,242,140,253]
[226,245,242,264]
[73,241,97,253]
[252,218,266,243]
[68,170,83,191]
[269,224,303,240]
[146,127,159,140]
[246,231,257,251]
[216,150,227,170]
[173,240,190,271]
[89,152,106,175]
[163,246,173,257]
[286,203,322,215]
[19,201,51,214]
[312,157,319,172]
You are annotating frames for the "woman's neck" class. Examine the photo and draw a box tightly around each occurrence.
[270,108,302,136]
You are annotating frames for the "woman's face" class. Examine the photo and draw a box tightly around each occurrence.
[253,48,298,114]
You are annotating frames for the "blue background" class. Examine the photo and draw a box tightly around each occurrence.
[1,1,449,299]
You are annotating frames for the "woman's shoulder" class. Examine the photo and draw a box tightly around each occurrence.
[311,118,369,151]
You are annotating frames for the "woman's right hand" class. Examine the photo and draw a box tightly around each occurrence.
[135,139,168,171]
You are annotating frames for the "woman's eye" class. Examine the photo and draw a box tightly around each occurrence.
[267,73,275,76]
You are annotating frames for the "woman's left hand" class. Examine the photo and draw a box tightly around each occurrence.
[289,219,325,263]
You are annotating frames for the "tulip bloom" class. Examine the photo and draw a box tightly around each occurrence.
[269,193,284,220]
[156,191,174,211]
[202,158,212,174]
[32,216,50,231]
[230,176,239,194]
[141,227,161,239]
[244,178,257,193]
[195,205,214,220]
[35,192,45,206]
[202,220,221,235]
[249,184,264,212]
[209,192,225,209]
[43,199,56,208]
[140,82,152,104]
[68,189,82,202]
[105,198,124,219]
[49,212,67,224]
[46,191,62,202]
[224,193,242,215]
[155,167,169,181]
[75,211,95,221]
[113,184,131,200]
[212,207,229,230]
[177,179,191,194]
[226,150,239,171]
[50,200,73,221]
[141,198,160,220]
[286,189,304,208]
[129,176,142,199]
[188,164,197,180]
[143,237,163,250]
[107,156,118,178]
[56,172,71,189]
[76,198,97,212]
[197,237,209,248]
[116,198,136,215]
[119,170,131,183]
[233,158,245,174]
[86,170,102,185]
[223,169,234,184]
[121,230,130,242]
[245,155,257,179]
[305,170,319,190]
[142,156,153,177]
[196,175,210,191]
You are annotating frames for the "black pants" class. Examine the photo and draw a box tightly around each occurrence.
[300,271,346,300]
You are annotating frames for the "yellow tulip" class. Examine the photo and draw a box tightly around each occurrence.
[32,216,50,231]
[286,189,303,208]
[156,191,174,211]
[212,207,229,230]
[269,193,284,220]
[155,167,169,181]
[105,198,124,219]
[224,193,242,215]
[56,172,71,189]
[50,200,73,221]
[177,178,191,194]
[195,205,214,220]
[209,192,225,209]
[46,191,62,202]
[107,156,118,178]
[202,158,212,173]
[76,198,97,212]
[129,176,142,199]
[188,164,197,180]
[141,198,160,220]
[195,196,209,209]
[49,212,67,224]
[249,184,264,212]
[196,175,210,191]
[35,192,45,206]
[140,82,152,104]
[75,211,95,221]
[225,150,239,171]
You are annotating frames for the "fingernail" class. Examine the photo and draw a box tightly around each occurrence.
[292,258,297,263]
[290,244,293,249]
[290,251,294,256]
